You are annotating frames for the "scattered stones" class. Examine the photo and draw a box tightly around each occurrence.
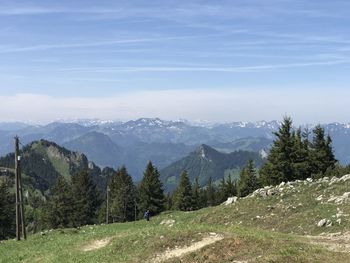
[327,192,350,204]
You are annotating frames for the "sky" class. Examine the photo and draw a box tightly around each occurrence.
[0,0,349,124]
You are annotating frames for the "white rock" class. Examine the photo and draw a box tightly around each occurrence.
[317,219,327,227]
[267,189,277,196]
[340,174,350,182]
[316,195,323,201]
[222,196,238,205]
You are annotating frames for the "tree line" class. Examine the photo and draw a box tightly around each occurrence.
[1,116,350,240]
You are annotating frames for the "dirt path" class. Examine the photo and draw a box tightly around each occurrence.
[151,234,224,263]
[306,232,350,253]
[82,237,113,252]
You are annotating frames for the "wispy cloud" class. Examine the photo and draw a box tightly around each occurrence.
[0,34,223,53]
[54,60,350,73]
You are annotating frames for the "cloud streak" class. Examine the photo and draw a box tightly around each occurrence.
[0,34,223,53]
[54,60,350,73]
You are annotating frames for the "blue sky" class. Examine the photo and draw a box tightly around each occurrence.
[0,0,349,123]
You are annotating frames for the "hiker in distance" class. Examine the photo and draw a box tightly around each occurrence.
[144,210,150,221]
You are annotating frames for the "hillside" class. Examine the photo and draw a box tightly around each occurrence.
[63,131,125,168]
[0,139,104,192]
[211,136,272,153]
[160,144,263,192]
[1,174,350,262]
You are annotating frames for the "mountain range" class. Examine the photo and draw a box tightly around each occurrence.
[1,118,350,180]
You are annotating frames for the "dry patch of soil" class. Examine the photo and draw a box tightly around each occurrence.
[151,233,224,262]
[306,232,350,253]
[82,237,113,252]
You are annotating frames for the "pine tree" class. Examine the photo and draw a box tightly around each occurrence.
[291,128,311,180]
[0,181,15,240]
[47,176,74,228]
[173,171,193,211]
[71,170,100,226]
[225,174,237,197]
[164,192,173,211]
[138,162,165,216]
[109,167,136,222]
[206,177,216,206]
[260,116,295,185]
[217,177,228,204]
[237,160,260,197]
[310,125,337,177]
[192,177,201,210]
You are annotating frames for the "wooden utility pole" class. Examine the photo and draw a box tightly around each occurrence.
[15,136,26,240]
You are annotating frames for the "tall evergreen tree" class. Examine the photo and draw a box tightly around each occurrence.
[291,128,311,180]
[109,167,136,222]
[164,192,173,211]
[138,162,165,216]
[310,125,337,176]
[237,160,260,197]
[47,176,74,228]
[173,171,193,211]
[206,177,216,206]
[217,177,228,204]
[0,181,15,240]
[71,170,100,226]
[224,174,237,197]
[192,177,201,210]
[260,116,295,185]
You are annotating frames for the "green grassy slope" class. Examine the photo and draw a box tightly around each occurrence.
[1,175,350,263]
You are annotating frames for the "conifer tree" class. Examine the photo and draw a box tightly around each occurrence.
[237,160,260,197]
[173,171,193,211]
[109,167,136,222]
[47,175,74,228]
[206,177,216,206]
[0,181,15,240]
[310,125,337,176]
[224,174,237,197]
[138,162,165,216]
[71,170,100,226]
[260,116,295,185]
[164,193,173,211]
[217,177,228,204]
[291,128,311,180]
[192,177,201,210]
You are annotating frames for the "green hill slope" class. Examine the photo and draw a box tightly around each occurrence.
[160,144,263,192]
[2,174,349,262]
[0,139,104,192]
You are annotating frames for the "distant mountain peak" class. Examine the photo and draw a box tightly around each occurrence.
[196,144,209,159]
